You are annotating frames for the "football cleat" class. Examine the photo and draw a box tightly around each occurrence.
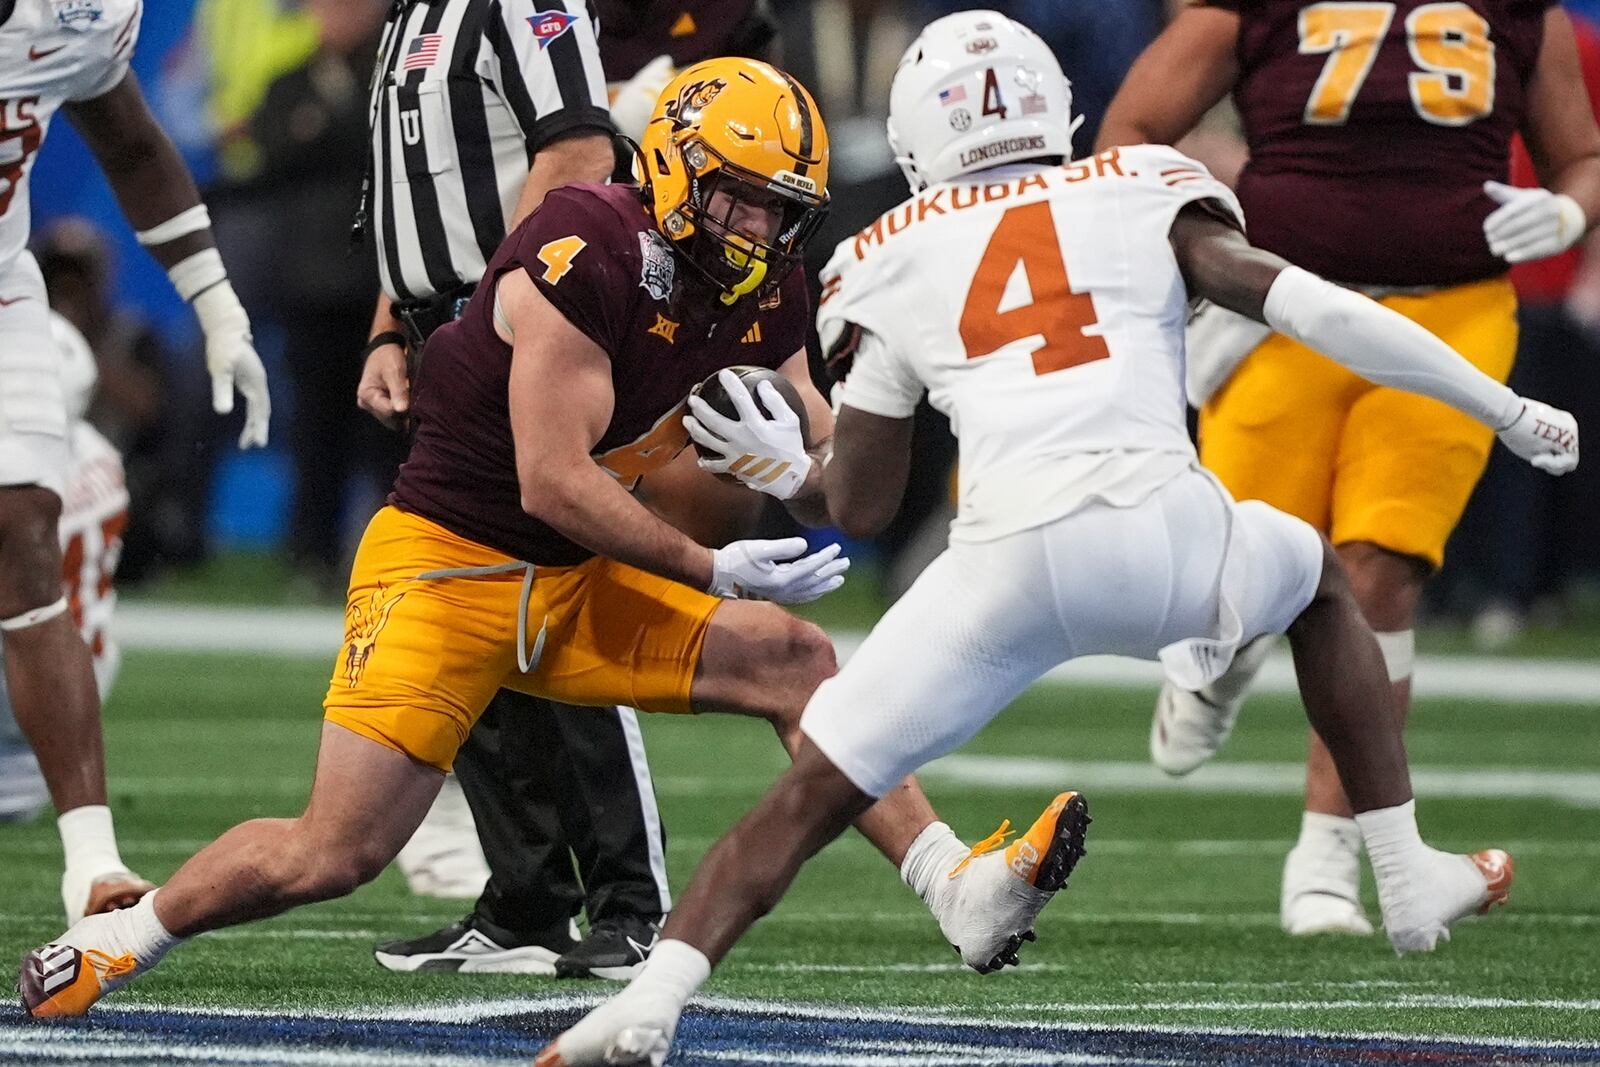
[19,906,158,1019]
[935,791,1090,973]
[1149,635,1273,776]
[555,916,661,981]
[64,869,157,925]
[373,915,576,974]
[1280,830,1374,937]
[533,984,681,1067]
[1374,847,1513,955]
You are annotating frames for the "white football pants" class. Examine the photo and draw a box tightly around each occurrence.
[0,251,68,500]
[802,468,1323,798]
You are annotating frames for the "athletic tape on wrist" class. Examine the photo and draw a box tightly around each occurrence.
[1374,629,1415,683]
[167,248,228,302]
[0,596,68,632]
[136,204,211,247]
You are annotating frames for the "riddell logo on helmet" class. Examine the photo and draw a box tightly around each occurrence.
[957,135,1047,169]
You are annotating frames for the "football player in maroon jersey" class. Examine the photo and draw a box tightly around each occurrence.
[1098,0,1600,936]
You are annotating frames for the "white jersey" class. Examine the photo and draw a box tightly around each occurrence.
[817,145,1244,543]
[59,419,127,696]
[0,0,140,271]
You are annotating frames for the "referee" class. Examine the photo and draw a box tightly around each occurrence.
[355,0,672,978]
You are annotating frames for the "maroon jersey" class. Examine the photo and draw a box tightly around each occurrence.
[597,0,771,81]
[1208,0,1554,286]
[391,182,808,565]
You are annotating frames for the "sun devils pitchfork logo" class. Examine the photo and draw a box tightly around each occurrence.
[343,585,408,687]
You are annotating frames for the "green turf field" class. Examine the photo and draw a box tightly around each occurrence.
[3,647,1597,1056]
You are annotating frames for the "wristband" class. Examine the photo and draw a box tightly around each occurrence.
[361,331,408,360]
[137,205,211,247]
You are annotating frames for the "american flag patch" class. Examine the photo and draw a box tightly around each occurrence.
[938,85,967,106]
[402,34,443,71]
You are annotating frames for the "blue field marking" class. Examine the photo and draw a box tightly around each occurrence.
[2,999,1597,1065]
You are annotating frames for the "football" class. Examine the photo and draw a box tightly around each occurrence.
[689,366,811,464]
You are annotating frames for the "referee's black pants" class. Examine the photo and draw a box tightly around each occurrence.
[453,690,670,938]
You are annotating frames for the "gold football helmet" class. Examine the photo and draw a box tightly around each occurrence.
[638,58,829,306]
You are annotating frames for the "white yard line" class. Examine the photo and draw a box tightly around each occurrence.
[116,604,1600,705]
[0,1031,521,1067]
[924,755,1600,807]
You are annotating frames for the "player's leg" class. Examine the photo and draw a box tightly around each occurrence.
[1229,502,1513,953]
[1286,277,1519,935]
[0,259,150,921]
[19,505,527,1016]
[1152,331,1350,775]
[21,722,444,1017]
[378,693,585,975]
[537,535,1087,1067]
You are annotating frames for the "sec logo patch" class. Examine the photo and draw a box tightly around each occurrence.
[527,9,578,49]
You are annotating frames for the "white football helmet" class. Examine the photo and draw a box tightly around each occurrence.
[887,10,1078,192]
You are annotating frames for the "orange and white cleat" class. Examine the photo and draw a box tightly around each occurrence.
[1374,847,1514,955]
[20,941,137,1018]
[935,791,1090,973]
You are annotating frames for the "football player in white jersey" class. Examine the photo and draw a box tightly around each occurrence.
[1,314,128,823]
[0,0,268,921]
[537,10,1579,1065]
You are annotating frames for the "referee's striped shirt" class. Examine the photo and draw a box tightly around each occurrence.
[370,0,612,302]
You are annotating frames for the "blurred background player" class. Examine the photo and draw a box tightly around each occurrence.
[1098,0,1600,935]
[0,0,269,922]
[353,0,673,979]
[0,314,126,825]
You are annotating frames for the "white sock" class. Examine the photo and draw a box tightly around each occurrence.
[629,938,710,1008]
[1296,810,1363,856]
[898,821,968,908]
[1354,799,1425,881]
[65,890,182,965]
[58,805,125,876]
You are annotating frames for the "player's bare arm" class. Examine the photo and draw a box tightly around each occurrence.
[509,129,616,228]
[1484,8,1600,263]
[1094,5,1239,151]
[501,266,716,590]
[826,404,914,540]
[65,73,269,447]
[1170,203,1579,473]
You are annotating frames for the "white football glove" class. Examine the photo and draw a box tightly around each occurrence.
[194,282,271,448]
[609,55,676,143]
[1483,180,1588,264]
[685,370,812,500]
[1497,397,1579,475]
[708,537,849,604]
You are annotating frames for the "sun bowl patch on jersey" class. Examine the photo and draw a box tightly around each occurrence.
[526,9,578,49]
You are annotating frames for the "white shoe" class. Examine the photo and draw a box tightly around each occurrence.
[930,792,1090,973]
[1280,824,1374,937]
[533,985,680,1067]
[1374,847,1513,954]
[1150,635,1274,776]
[395,776,490,899]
